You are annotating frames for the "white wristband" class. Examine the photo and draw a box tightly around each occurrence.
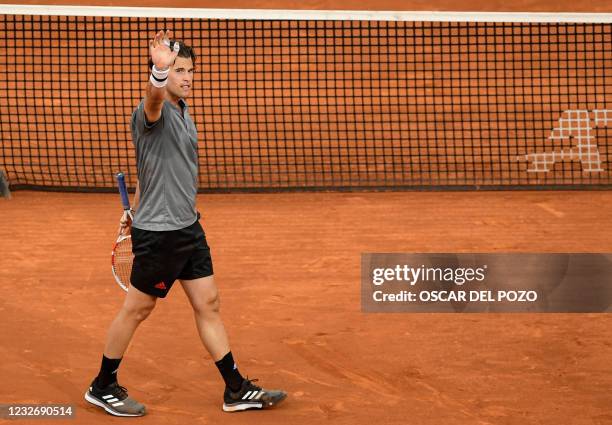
[150,74,168,88]
[152,65,169,79]
[150,65,169,88]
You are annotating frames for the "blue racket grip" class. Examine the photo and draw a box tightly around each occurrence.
[116,172,131,210]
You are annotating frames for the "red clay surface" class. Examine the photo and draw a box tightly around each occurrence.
[1,191,611,424]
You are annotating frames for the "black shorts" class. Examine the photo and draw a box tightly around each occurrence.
[130,219,213,298]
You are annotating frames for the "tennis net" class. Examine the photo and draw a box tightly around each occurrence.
[1,6,611,191]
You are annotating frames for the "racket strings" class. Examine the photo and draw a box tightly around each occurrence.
[112,237,133,290]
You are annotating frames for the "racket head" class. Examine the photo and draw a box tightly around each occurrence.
[111,234,133,292]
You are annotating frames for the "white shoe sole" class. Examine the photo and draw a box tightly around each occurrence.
[223,393,286,412]
[223,402,264,412]
[84,391,145,417]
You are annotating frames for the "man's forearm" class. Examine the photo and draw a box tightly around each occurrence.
[146,81,166,105]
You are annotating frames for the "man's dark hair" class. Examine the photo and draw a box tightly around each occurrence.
[148,40,196,69]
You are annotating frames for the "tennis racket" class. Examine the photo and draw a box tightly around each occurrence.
[111,172,134,292]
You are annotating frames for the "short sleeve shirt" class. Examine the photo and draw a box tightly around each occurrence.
[130,99,199,231]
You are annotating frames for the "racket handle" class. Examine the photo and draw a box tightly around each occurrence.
[116,172,131,210]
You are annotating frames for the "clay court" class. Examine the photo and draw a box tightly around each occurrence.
[1,0,612,424]
[1,190,612,424]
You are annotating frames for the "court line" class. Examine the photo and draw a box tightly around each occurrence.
[0,4,611,22]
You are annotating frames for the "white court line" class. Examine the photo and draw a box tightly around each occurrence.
[0,5,612,22]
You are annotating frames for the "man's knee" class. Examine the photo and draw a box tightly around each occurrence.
[122,299,156,322]
[193,288,220,315]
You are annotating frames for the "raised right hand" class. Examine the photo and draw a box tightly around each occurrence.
[149,30,179,70]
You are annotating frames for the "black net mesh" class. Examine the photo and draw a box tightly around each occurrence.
[1,14,611,191]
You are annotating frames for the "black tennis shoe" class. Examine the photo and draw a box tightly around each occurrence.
[222,378,287,412]
[84,379,146,417]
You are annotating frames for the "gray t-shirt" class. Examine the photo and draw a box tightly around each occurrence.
[130,99,198,231]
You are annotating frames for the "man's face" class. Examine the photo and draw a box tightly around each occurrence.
[167,56,194,99]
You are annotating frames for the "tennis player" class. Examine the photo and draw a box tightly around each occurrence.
[84,30,286,417]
